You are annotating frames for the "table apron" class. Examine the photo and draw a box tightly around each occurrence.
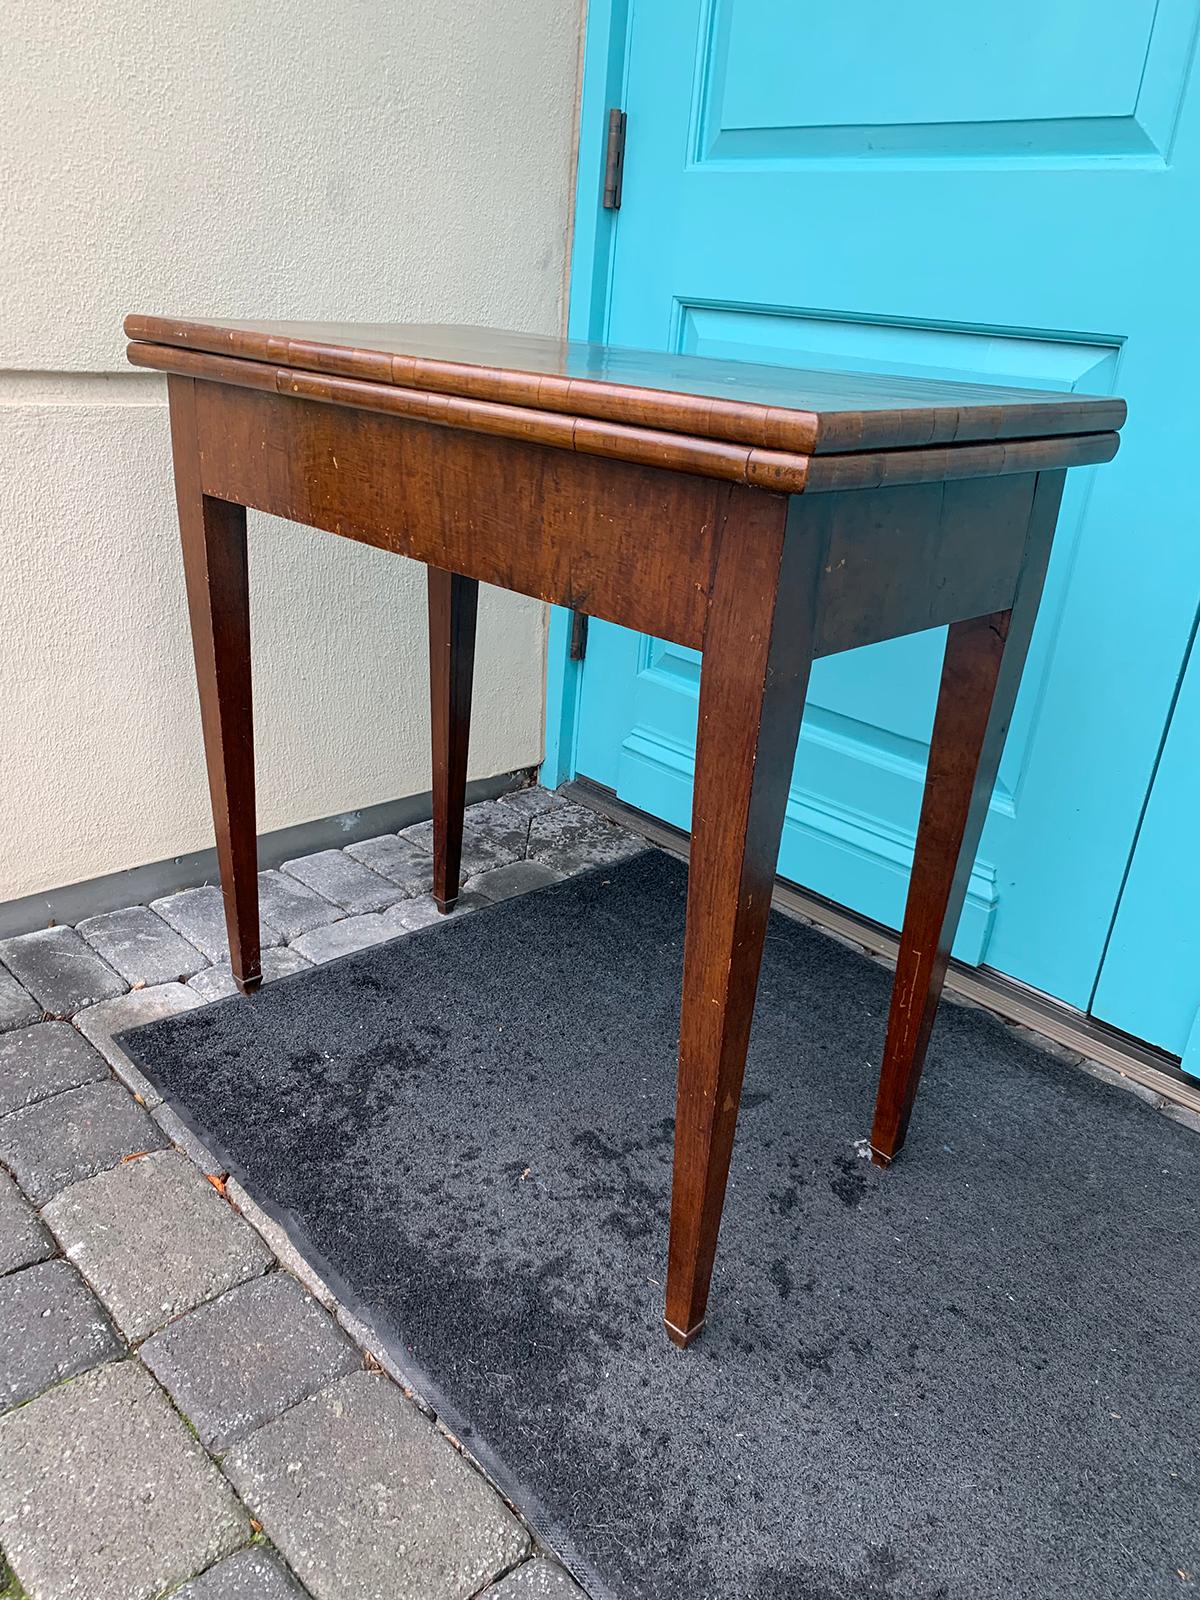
[190,376,724,649]
[187,377,1041,658]
[812,472,1038,656]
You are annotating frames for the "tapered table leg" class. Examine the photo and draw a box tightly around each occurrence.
[664,492,829,1347]
[428,568,478,912]
[870,471,1066,1165]
[168,376,261,993]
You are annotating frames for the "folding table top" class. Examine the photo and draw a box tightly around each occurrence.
[125,316,1125,461]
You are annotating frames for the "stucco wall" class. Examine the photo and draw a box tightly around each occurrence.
[1,0,583,902]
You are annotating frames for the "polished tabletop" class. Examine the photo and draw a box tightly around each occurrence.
[125,316,1125,458]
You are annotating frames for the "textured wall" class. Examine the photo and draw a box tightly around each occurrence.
[1,0,583,901]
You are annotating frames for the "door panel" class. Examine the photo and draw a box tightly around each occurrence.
[700,0,1192,159]
[568,0,1200,1027]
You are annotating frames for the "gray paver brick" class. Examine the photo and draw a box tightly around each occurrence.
[0,1168,54,1275]
[224,1371,528,1600]
[396,824,498,880]
[43,1148,272,1341]
[0,1080,167,1205]
[0,1258,122,1410]
[380,892,489,934]
[496,785,568,818]
[0,962,39,1034]
[526,804,647,875]
[257,870,343,939]
[0,1020,109,1116]
[485,1557,588,1597]
[188,945,311,1003]
[0,925,126,1017]
[173,1545,309,1600]
[400,799,530,877]
[343,834,433,897]
[290,914,397,964]
[282,848,407,914]
[459,798,536,861]
[76,981,205,1109]
[466,860,565,903]
[394,817,440,857]
[76,904,208,984]
[0,1359,249,1600]
[152,885,283,964]
[141,1271,359,1451]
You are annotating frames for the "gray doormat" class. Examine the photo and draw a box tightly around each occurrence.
[121,849,1200,1600]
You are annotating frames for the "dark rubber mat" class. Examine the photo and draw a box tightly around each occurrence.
[121,848,1200,1599]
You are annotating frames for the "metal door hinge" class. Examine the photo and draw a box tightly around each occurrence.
[603,109,627,210]
[570,610,589,661]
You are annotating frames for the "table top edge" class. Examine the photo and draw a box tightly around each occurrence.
[124,314,1127,457]
[127,337,1121,496]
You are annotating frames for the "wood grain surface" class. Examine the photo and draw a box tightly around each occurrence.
[126,315,1125,457]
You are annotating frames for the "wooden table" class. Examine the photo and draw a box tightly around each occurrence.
[126,317,1124,1346]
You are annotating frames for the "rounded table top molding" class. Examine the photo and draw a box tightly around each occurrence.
[124,314,1125,462]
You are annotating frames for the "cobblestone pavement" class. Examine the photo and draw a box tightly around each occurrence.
[2,788,1195,1600]
[0,788,647,1600]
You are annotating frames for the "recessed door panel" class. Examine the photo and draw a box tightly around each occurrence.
[698,0,1194,159]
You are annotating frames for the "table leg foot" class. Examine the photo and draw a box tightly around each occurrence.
[664,1316,705,1349]
[434,895,458,915]
[234,970,263,996]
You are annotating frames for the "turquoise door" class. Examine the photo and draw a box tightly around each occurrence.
[552,0,1200,1059]
[1090,619,1200,1067]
